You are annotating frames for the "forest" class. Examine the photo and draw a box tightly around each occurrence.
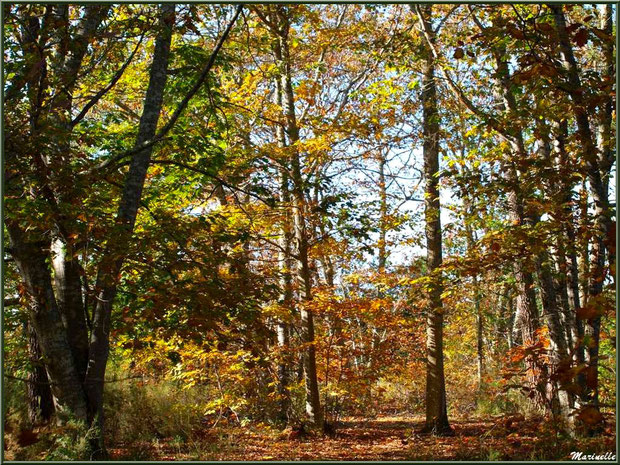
[2,2,617,461]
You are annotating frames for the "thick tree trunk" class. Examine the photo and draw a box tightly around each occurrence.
[5,3,108,438]
[493,49,551,408]
[419,6,451,435]
[83,5,175,456]
[596,4,615,283]
[7,223,89,422]
[551,120,586,404]
[536,251,573,421]
[26,322,55,424]
[532,119,575,421]
[51,238,90,382]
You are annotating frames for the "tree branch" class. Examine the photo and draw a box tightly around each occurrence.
[85,4,244,174]
[71,32,146,127]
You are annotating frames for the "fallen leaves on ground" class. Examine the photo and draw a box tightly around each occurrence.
[104,414,616,461]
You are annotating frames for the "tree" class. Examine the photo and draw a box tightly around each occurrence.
[4,3,243,455]
[415,4,453,436]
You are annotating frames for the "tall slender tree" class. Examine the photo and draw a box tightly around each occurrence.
[416,4,452,436]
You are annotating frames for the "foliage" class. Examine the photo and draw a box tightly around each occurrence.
[3,3,615,461]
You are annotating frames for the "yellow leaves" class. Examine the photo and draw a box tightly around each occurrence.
[223,68,272,108]
[296,135,332,158]
[440,288,454,300]
[149,165,164,177]
[295,80,316,106]
[262,302,295,322]
[345,273,362,285]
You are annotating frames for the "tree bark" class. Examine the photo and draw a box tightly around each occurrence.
[5,3,108,432]
[492,50,542,396]
[551,120,586,403]
[465,218,484,390]
[378,153,388,272]
[551,4,611,430]
[596,4,615,286]
[418,5,452,435]
[26,322,55,424]
[271,6,323,429]
[51,238,90,382]
[7,222,89,422]
[274,64,294,425]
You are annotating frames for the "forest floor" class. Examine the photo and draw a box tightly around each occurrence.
[107,414,616,461]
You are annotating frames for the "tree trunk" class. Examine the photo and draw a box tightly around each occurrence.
[83,5,175,456]
[418,5,452,435]
[274,67,294,425]
[272,6,323,430]
[596,4,615,284]
[551,120,586,404]
[465,224,484,390]
[551,4,611,431]
[5,2,108,435]
[26,322,55,424]
[7,223,89,422]
[536,250,573,421]
[532,118,574,421]
[51,238,90,382]
[378,152,388,272]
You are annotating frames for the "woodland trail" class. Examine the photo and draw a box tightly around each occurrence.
[108,414,616,461]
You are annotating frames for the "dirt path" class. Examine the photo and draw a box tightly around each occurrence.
[109,414,616,461]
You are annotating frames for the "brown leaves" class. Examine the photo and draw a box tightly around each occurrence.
[506,23,526,40]
[513,62,559,85]
[16,429,39,447]
[576,304,599,320]
[537,22,555,34]
[585,366,599,390]
[577,295,611,320]
[573,28,589,47]
[591,28,614,43]
[453,48,464,60]
[577,406,604,426]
